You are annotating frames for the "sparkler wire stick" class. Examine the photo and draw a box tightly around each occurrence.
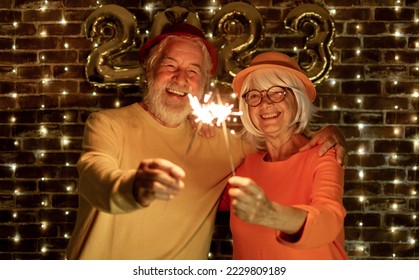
[216,93,236,176]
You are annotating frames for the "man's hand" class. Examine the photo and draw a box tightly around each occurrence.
[299,125,347,166]
[133,158,185,207]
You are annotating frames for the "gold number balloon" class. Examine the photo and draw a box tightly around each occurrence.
[84,4,142,86]
[210,2,264,84]
[284,4,335,84]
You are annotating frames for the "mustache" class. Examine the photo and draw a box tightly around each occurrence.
[165,82,191,94]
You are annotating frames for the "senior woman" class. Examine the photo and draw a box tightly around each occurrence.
[223,52,348,260]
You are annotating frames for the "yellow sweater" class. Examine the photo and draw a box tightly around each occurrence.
[66,102,251,259]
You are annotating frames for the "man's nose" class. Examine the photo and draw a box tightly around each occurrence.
[172,69,188,83]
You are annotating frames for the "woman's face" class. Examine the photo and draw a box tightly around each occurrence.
[248,85,297,139]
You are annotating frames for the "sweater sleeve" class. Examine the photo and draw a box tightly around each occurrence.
[277,149,346,249]
[76,112,143,214]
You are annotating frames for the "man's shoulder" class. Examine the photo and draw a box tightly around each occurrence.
[90,103,140,120]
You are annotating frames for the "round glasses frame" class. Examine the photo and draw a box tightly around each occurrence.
[242,85,288,107]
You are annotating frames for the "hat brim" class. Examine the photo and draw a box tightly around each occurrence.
[139,32,218,76]
[232,64,316,102]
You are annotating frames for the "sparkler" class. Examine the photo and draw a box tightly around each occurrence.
[185,92,242,175]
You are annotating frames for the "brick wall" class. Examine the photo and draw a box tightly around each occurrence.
[0,0,418,260]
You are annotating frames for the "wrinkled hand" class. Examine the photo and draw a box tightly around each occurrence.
[227,176,276,226]
[133,158,185,207]
[299,125,347,166]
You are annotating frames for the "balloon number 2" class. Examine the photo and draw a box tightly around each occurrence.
[84,3,335,87]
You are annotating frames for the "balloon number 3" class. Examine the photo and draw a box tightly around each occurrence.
[84,3,335,87]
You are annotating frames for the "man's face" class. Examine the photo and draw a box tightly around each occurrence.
[144,38,206,126]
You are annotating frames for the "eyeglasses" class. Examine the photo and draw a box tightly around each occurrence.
[242,85,288,107]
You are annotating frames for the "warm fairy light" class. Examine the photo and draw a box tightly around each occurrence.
[145,4,154,11]
[115,100,120,107]
[395,55,399,60]
[356,74,361,79]
[358,147,366,154]
[393,127,400,135]
[62,90,68,95]
[293,46,298,52]
[40,30,47,37]
[358,170,364,179]
[358,123,364,130]
[41,222,48,229]
[66,185,73,192]
[40,126,48,136]
[391,203,398,210]
[330,9,336,15]
[356,244,365,252]
[10,164,17,171]
[12,212,17,218]
[359,222,363,227]
[394,30,401,37]
[13,21,18,27]
[41,246,47,253]
[64,42,69,48]
[12,44,16,50]
[13,234,21,243]
[62,137,70,146]
[60,18,67,25]
[393,80,398,85]
[332,104,338,110]
[412,91,419,98]
[10,116,16,122]
[414,140,419,152]
[92,91,97,96]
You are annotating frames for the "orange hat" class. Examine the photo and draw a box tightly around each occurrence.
[232,52,316,101]
[139,23,218,75]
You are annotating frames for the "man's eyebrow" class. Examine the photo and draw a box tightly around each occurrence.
[161,56,202,70]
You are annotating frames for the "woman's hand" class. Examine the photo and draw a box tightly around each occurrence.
[228,176,307,235]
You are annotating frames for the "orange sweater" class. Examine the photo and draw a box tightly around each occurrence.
[222,146,348,260]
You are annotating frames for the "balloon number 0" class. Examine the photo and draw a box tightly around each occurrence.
[84,3,335,87]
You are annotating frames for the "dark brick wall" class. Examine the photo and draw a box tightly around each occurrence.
[0,0,418,260]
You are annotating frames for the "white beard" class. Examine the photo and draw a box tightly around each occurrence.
[143,79,193,126]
